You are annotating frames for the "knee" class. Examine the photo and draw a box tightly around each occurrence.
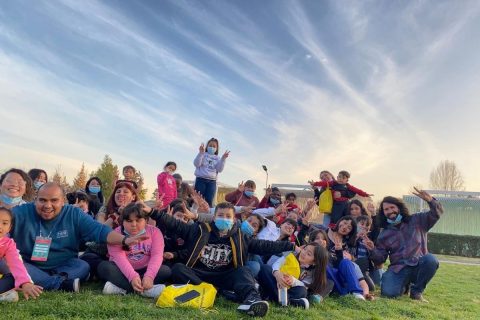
[380,273,402,298]
[421,254,439,268]
[171,263,188,274]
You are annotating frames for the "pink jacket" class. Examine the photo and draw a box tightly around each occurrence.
[157,172,177,208]
[107,225,165,282]
[0,237,32,288]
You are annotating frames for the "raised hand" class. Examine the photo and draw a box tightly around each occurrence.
[265,185,272,197]
[237,181,245,192]
[192,190,210,212]
[412,187,433,203]
[308,180,315,186]
[221,150,230,160]
[363,237,375,251]
[199,143,205,153]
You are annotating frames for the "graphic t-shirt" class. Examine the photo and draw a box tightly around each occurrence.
[195,234,233,271]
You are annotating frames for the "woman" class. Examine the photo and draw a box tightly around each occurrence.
[0,168,34,208]
[27,168,48,192]
[85,177,104,216]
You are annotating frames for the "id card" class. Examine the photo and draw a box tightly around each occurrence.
[31,236,52,261]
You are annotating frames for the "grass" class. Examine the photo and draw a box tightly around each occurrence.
[2,261,479,320]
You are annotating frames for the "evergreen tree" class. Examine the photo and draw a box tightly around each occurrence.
[72,163,88,191]
[51,165,71,193]
[91,155,119,200]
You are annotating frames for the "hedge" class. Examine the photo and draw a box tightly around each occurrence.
[428,233,480,257]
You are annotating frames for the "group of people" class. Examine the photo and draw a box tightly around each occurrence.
[0,137,443,317]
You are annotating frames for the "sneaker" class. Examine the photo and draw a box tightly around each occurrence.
[289,297,309,309]
[103,281,127,295]
[221,289,240,302]
[0,289,19,302]
[410,292,429,303]
[309,294,323,304]
[141,284,165,299]
[59,278,80,293]
[237,291,269,317]
[353,293,366,301]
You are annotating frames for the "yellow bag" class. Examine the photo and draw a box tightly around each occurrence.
[156,283,217,309]
[318,183,333,214]
[279,253,301,279]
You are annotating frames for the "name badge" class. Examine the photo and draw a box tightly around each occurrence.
[31,236,52,261]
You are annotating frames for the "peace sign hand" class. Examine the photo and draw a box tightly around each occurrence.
[199,143,205,153]
[237,181,245,192]
[222,150,230,160]
[412,187,433,203]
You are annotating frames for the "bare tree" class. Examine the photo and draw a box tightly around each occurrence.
[429,160,465,191]
[51,165,72,193]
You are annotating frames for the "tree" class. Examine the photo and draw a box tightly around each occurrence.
[51,165,71,193]
[72,163,88,191]
[92,155,120,201]
[429,160,465,191]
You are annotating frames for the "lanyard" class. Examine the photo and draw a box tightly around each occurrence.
[37,210,64,239]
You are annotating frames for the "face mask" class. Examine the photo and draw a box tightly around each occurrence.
[215,218,234,231]
[0,194,23,206]
[270,198,280,205]
[207,146,216,155]
[241,220,254,236]
[124,228,146,237]
[33,181,45,190]
[89,186,101,194]
[387,214,402,225]
[244,191,255,198]
[357,225,365,234]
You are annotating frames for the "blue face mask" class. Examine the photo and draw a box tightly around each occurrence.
[0,194,23,206]
[215,218,234,231]
[270,198,280,205]
[89,186,101,194]
[387,214,403,225]
[241,220,254,236]
[244,191,255,198]
[33,181,45,190]
[207,146,216,155]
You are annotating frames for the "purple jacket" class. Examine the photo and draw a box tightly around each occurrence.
[371,199,443,273]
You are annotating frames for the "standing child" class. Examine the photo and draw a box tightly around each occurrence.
[157,162,178,209]
[193,138,230,207]
[0,207,43,302]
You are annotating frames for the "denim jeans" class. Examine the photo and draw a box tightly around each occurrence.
[381,253,439,298]
[194,177,217,207]
[0,273,14,293]
[327,259,364,296]
[24,258,90,290]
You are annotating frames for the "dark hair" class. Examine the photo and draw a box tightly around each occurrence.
[206,138,219,155]
[244,180,256,189]
[85,177,104,204]
[285,192,297,200]
[332,216,357,247]
[66,190,90,205]
[0,206,14,225]
[338,170,350,179]
[172,173,182,181]
[120,203,148,250]
[172,203,186,214]
[377,196,411,228]
[116,179,138,190]
[164,161,177,170]
[28,168,48,183]
[250,213,266,233]
[214,201,235,214]
[320,170,333,178]
[356,215,372,228]
[0,168,34,201]
[309,228,328,244]
[348,199,368,216]
[122,165,136,174]
[106,182,139,215]
[303,242,328,295]
[281,218,298,230]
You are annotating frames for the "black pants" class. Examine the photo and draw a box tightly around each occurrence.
[257,264,307,302]
[0,273,14,294]
[80,251,106,278]
[355,257,375,291]
[97,261,172,293]
[331,201,349,224]
[171,263,256,301]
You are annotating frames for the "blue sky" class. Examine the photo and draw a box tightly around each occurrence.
[1,0,480,199]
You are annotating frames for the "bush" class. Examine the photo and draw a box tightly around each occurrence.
[428,233,480,257]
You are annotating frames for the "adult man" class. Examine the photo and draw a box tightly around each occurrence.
[11,183,146,292]
[371,188,443,302]
[147,201,296,317]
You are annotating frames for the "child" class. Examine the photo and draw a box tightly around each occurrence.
[257,243,329,309]
[309,170,372,225]
[66,191,94,218]
[0,207,43,302]
[162,203,191,266]
[354,215,376,291]
[225,180,260,209]
[193,138,230,207]
[157,161,178,209]
[258,187,282,209]
[98,203,171,298]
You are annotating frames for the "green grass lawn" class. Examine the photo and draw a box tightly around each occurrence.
[2,262,479,320]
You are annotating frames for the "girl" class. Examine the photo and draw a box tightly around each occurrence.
[85,177,104,216]
[0,207,43,302]
[0,168,34,208]
[193,138,230,207]
[27,168,48,192]
[157,161,178,209]
[348,199,369,219]
[257,243,329,309]
[98,203,171,298]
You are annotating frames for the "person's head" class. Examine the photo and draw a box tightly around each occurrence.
[269,187,282,206]
[286,210,299,222]
[336,170,350,184]
[240,213,265,236]
[300,242,328,295]
[319,170,334,182]
[213,202,235,232]
[106,182,139,214]
[206,138,219,155]
[120,203,148,237]
[356,215,372,235]
[280,218,297,237]
[0,207,13,238]
[85,177,103,195]
[66,190,90,213]
[244,180,256,198]
[0,168,34,203]
[164,161,177,174]
[122,165,136,180]
[172,173,183,189]
[309,229,328,248]
[332,216,357,247]
[172,203,189,223]
[377,196,411,228]
[28,168,48,190]
[348,199,368,219]
[35,183,65,220]
[285,193,297,205]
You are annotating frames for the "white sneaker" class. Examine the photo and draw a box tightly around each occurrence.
[353,293,366,301]
[0,289,19,302]
[141,284,165,299]
[103,281,127,295]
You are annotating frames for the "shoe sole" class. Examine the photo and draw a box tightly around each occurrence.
[244,301,269,317]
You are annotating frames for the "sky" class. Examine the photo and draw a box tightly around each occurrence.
[1,0,480,200]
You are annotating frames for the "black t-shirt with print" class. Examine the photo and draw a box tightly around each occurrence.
[194,232,233,272]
